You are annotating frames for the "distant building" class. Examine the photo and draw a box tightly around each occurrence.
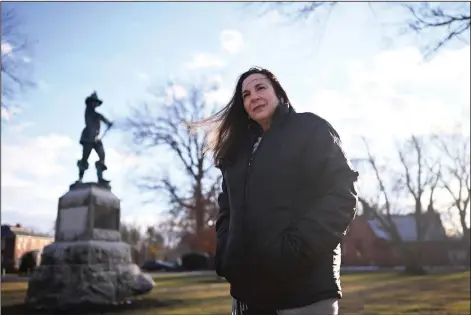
[1,223,53,273]
[342,211,468,267]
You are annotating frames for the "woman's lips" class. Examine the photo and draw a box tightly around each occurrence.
[252,104,265,112]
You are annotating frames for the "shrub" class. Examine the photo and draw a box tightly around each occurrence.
[181,252,210,271]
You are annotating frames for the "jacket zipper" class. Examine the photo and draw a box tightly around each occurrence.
[243,136,264,256]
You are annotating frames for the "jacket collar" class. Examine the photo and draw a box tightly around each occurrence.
[248,103,294,135]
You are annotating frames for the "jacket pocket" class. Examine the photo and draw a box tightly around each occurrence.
[219,236,241,283]
[249,206,295,278]
[214,243,226,278]
[220,253,234,282]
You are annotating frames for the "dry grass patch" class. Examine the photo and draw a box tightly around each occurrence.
[340,271,470,315]
[1,270,469,315]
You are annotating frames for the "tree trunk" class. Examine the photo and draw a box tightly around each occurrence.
[397,244,427,275]
[404,253,427,275]
[193,180,205,252]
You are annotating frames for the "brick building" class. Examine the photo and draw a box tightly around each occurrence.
[1,224,53,273]
[342,212,468,267]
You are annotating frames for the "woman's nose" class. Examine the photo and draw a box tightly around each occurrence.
[250,95,260,105]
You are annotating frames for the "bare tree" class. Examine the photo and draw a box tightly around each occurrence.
[120,222,142,246]
[395,135,442,272]
[157,219,186,249]
[357,138,406,247]
[251,2,470,58]
[405,2,470,58]
[121,82,221,252]
[357,136,442,274]
[432,132,470,243]
[144,225,165,259]
[1,8,36,111]
[397,136,442,237]
[247,2,338,23]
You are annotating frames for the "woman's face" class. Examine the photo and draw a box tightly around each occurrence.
[241,73,280,129]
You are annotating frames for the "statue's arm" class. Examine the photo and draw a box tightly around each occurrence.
[97,113,112,127]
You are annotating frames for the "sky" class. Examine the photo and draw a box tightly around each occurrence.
[1,2,470,234]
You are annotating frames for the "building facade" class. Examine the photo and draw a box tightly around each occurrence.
[1,224,53,273]
[341,212,468,267]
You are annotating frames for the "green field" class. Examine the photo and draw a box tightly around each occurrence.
[1,271,469,315]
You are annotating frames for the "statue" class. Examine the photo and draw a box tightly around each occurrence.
[25,92,155,311]
[76,91,113,185]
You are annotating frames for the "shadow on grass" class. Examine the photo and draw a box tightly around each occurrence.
[153,274,202,282]
[154,274,218,285]
[153,275,225,289]
[0,299,183,315]
[177,294,229,305]
[195,277,227,285]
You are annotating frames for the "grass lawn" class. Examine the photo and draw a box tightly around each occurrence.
[1,271,469,315]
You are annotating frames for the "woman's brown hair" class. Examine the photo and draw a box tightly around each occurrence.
[199,67,292,167]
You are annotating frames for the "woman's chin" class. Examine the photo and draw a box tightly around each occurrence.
[252,112,271,123]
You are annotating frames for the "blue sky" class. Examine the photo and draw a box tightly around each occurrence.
[1,2,469,234]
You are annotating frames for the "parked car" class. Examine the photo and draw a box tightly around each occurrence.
[140,260,180,272]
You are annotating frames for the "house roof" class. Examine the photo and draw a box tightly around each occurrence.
[1,225,53,239]
[367,212,447,242]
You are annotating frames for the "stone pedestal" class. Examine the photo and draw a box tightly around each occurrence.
[25,183,155,310]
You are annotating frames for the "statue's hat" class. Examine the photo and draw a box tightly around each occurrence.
[85,91,103,106]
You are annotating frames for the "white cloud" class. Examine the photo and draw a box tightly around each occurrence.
[2,134,74,181]
[204,88,231,106]
[166,84,188,100]
[37,80,50,91]
[296,45,470,223]
[186,52,226,69]
[1,131,147,233]
[1,106,23,121]
[1,134,78,226]
[22,56,32,64]
[9,121,34,133]
[1,107,12,120]
[303,45,470,158]
[121,212,160,229]
[251,9,283,26]
[136,72,149,81]
[1,41,13,56]
[220,30,244,55]
[208,74,223,87]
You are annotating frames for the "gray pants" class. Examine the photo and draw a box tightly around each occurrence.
[232,298,339,315]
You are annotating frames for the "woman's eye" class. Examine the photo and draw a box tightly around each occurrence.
[257,86,266,90]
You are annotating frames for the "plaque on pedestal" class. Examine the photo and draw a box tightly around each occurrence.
[55,182,121,242]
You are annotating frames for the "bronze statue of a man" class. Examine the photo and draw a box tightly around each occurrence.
[76,91,113,185]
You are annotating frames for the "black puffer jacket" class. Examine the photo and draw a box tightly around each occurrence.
[214,105,359,310]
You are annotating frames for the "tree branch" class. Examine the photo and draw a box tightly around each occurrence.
[404,2,470,58]
[121,82,221,250]
[1,8,36,110]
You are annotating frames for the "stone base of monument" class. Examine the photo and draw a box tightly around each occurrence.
[25,183,155,310]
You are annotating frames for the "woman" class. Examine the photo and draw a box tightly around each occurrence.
[207,67,359,315]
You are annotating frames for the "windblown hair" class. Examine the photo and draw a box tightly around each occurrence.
[201,67,292,167]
